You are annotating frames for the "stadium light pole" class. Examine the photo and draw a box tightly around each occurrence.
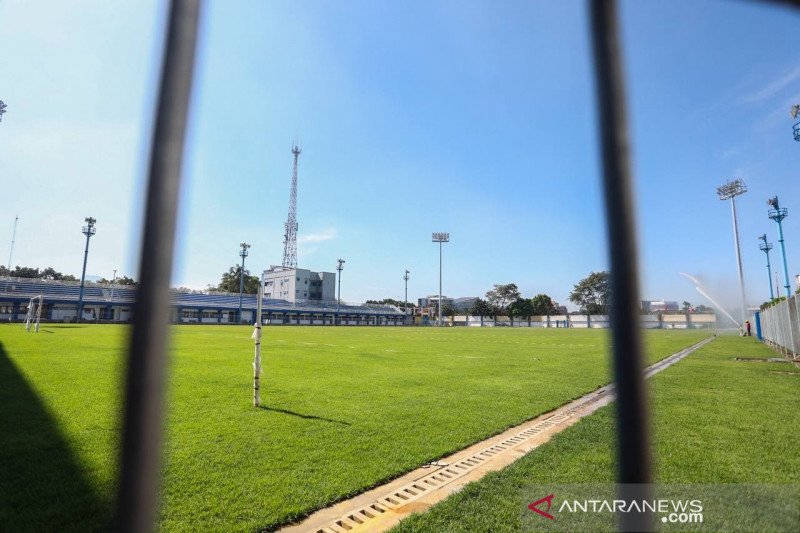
[767,196,791,297]
[77,217,97,322]
[238,243,250,324]
[716,179,747,327]
[758,234,775,301]
[432,232,449,326]
[111,268,117,307]
[791,104,799,142]
[8,215,18,271]
[336,259,345,325]
[403,269,410,325]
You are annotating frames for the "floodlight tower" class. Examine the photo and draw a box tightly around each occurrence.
[282,145,301,269]
[238,242,250,324]
[758,234,775,300]
[791,104,800,142]
[77,217,97,322]
[336,259,345,325]
[716,179,747,326]
[767,196,791,297]
[432,232,449,326]
[403,269,410,324]
[7,215,18,270]
[0,100,7,123]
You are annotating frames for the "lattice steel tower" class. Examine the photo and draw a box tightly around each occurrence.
[282,145,301,268]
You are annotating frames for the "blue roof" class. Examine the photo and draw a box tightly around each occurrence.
[0,277,403,316]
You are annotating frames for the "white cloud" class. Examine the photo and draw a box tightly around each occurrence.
[738,65,800,105]
[298,228,338,245]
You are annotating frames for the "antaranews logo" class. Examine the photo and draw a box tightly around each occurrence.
[528,494,556,520]
[523,484,800,533]
[527,493,704,524]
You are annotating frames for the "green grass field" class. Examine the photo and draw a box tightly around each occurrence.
[0,325,710,531]
[392,335,800,532]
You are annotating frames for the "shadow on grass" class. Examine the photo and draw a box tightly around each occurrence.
[259,405,351,426]
[0,342,109,530]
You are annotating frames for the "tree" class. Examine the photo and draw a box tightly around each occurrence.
[470,298,493,317]
[695,304,713,314]
[1,265,78,281]
[40,267,77,281]
[217,266,260,294]
[530,293,558,316]
[682,300,692,312]
[8,266,41,278]
[365,298,417,309]
[508,298,534,326]
[485,283,520,315]
[569,271,610,315]
[441,303,456,318]
[98,275,137,286]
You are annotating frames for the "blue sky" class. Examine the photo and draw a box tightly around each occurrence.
[1,0,799,311]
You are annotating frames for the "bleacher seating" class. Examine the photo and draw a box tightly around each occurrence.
[0,276,403,318]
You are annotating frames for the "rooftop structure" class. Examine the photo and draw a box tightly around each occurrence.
[262,265,335,303]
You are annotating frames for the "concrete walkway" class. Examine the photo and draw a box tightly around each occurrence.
[281,336,715,533]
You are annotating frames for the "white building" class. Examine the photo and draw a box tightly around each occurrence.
[262,266,336,303]
[641,300,680,312]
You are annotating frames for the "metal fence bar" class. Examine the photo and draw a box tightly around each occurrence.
[759,295,800,358]
[113,1,200,531]
[589,0,653,530]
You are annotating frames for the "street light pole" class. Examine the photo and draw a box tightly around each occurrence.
[432,233,449,327]
[77,217,97,322]
[238,243,250,324]
[716,180,747,327]
[403,269,410,325]
[758,234,774,301]
[768,196,791,297]
[336,259,345,325]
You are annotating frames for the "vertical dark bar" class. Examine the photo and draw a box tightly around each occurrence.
[114,1,200,531]
[588,1,653,531]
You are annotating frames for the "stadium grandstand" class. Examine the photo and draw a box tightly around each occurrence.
[0,276,406,325]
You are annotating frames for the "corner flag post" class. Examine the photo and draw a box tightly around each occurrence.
[252,283,264,406]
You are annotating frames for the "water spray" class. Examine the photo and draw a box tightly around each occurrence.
[680,273,741,328]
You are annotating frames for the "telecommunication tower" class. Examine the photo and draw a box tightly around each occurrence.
[282,145,301,268]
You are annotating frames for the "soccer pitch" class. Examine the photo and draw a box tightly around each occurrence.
[0,325,711,531]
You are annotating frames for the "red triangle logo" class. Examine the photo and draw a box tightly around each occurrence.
[528,493,555,520]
